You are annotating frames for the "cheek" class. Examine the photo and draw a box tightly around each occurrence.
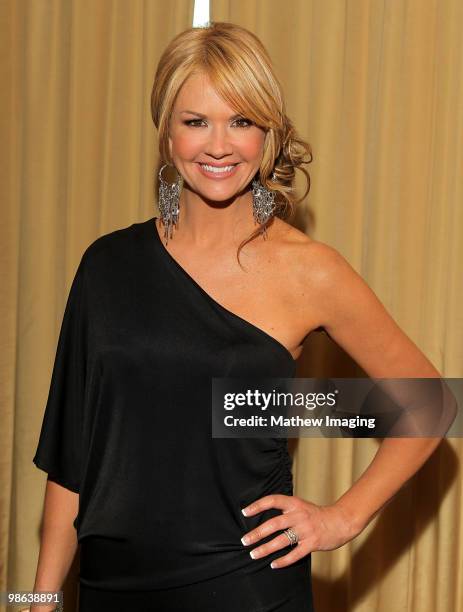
[238,133,265,160]
[170,130,266,161]
[170,133,199,158]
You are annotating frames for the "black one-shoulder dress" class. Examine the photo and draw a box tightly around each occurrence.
[33,217,314,611]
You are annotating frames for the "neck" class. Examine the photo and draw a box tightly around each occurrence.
[167,185,257,248]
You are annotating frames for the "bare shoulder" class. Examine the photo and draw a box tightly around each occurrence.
[268,217,352,286]
[268,215,381,339]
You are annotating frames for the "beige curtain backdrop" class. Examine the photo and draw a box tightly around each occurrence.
[1,0,462,611]
[1,1,194,611]
[210,1,463,611]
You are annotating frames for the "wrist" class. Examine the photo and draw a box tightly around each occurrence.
[29,585,63,612]
[332,497,369,537]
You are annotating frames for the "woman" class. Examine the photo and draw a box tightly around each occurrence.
[32,22,446,612]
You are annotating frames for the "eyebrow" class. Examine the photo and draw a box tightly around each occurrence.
[180,110,244,120]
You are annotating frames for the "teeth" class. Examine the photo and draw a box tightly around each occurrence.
[200,164,236,173]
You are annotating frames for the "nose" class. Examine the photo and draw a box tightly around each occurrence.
[204,124,233,158]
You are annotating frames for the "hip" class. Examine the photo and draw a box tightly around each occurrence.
[78,555,314,612]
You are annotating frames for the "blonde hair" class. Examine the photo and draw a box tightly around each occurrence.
[151,21,313,262]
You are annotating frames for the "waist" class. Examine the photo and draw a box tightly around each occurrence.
[79,522,305,590]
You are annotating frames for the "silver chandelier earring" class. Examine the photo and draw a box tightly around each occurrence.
[158,164,277,243]
[158,164,183,243]
[251,172,277,236]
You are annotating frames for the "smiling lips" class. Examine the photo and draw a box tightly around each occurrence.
[197,162,240,179]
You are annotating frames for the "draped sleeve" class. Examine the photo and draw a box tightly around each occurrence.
[33,256,89,493]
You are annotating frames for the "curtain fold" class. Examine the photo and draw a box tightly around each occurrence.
[1,1,194,608]
[210,1,463,611]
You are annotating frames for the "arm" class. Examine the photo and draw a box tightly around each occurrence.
[239,242,456,567]
[31,480,79,612]
[310,243,449,533]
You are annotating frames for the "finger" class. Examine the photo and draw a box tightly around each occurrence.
[249,531,305,560]
[241,510,306,546]
[270,543,310,569]
[241,494,291,517]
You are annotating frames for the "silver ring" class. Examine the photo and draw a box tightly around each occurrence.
[284,527,299,546]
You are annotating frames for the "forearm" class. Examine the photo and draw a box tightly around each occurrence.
[333,436,442,534]
[33,480,79,593]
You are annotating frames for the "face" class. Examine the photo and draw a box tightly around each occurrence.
[168,72,267,203]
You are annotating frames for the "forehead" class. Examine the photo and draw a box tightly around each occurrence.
[174,73,236,115]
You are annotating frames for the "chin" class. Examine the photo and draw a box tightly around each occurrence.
[186,185,244,206]
[199,190,239,204]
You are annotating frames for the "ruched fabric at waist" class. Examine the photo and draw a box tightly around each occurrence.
[78,528,307,591]
[79,552,313,611]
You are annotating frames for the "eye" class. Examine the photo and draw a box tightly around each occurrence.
[183,119,205,127]
[183,118,253,128]
[233,117,253,128]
